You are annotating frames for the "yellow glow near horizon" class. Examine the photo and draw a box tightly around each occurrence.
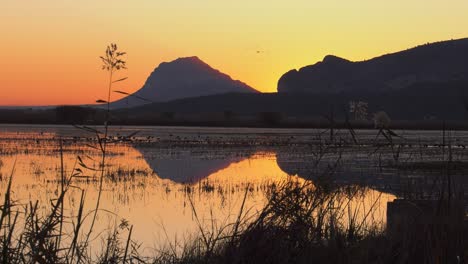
[1,0,468,105]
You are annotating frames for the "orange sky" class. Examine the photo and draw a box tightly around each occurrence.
[1,0,468,106]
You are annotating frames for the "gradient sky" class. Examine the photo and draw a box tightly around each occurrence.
[1,0,468,106]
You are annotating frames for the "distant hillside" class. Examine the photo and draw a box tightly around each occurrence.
[1,82,467,126]
[278,38,468,94]
[119,81,468,120]
[111,56,258,108]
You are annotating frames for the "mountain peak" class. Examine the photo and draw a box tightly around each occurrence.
[176,56,202,62]
[111,56,258,108]
[158,56,208,69]
[171,56,204,65]
[322,55,351,64]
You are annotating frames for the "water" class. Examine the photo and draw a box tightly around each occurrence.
[3,124,466,252]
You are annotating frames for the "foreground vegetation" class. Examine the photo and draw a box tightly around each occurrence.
[0,166,466,263]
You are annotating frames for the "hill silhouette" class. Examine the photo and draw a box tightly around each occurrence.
[111,56,258,108]
[278,38,468,94]
[119,80,468,121]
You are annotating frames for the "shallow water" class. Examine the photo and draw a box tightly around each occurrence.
[2,124,466,251]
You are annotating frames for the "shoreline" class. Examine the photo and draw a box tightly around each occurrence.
[0,119,467,131]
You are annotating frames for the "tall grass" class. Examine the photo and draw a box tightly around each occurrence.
[0,154,142,263]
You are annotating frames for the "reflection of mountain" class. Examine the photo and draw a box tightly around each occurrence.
[134,146,397,188]
[275,150,408,195]
[275,150,468,197]
[133,144,440,197]
[134,148,248,183]
[133,147,301,185]
[148,156,242,183]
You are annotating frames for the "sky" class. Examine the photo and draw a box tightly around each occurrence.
[1,0,468,106]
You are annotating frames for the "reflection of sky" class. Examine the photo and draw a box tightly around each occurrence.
[0,132,395,252]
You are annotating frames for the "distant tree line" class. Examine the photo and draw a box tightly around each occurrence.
[55,106,97,124]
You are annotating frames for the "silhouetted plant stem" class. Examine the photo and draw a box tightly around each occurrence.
[123,225,133,263]
[84,43,127,249]
[55,139,64,253]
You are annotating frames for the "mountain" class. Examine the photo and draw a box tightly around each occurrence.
[278,38,468,94]
[111,56,258,108]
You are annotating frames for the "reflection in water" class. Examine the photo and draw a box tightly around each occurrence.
[0,131,396,252]
[276,151,401,193]
[137,149,245,183]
